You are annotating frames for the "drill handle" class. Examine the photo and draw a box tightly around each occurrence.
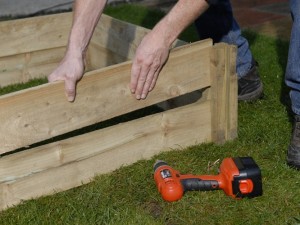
[181,178,220,192]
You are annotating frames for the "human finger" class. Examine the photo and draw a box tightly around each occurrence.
[48,69,64,83]
[134,64,150,100]
[64,77,77,102]
[130,62,141,94]
[140,63,160,99]
[148,68,160,92]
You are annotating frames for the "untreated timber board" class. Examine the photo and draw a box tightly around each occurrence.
[0,12,184,86]
[0,13,72,58]
[0,100,211,210]
[86,42,128,70]
[209,43,237,143]
[90,13,186,60]
[0,47,66,87]
[0,40,212,154]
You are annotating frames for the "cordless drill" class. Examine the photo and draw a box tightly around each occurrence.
[153,157,262,202]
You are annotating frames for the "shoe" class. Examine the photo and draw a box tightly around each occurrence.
[238,62,263,101]
[287,115,300,169]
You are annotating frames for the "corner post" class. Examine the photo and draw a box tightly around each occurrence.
[209,43,237,144]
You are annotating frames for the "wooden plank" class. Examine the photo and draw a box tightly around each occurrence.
[0,47,65,87]
[0,13,72,58]
[227,45,238,140]
[86,42,128,70]
[0,13,142,85]
[157,39,213,110]
[0,12,186,86]
[88,39,188,69]
[210,43,226,143]
[91,14,186,60]
[0,100,211,210]
[209,43,237,143]
[0,40,212,154]
[91,14,150,60]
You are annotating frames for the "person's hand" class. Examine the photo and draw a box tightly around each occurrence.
[48,53,85,102]
[130,31,170,100]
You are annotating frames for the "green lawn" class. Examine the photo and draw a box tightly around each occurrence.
[1,4,299,225]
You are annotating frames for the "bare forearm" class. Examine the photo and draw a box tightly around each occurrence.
[67,0,107,56]
[151,0,209,48]
[48,0,107,102]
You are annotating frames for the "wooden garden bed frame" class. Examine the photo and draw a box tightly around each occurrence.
[0,12,237,210]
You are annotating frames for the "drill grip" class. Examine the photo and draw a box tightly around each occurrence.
[181,178,219,192]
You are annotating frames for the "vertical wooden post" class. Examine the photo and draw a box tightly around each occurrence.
[209,43,237,144]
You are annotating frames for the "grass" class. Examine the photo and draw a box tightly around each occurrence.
[1,4,300,225]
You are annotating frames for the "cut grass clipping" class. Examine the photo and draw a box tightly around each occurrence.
[1,4,300,225]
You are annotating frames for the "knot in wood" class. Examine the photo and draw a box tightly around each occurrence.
[168,85,181,97]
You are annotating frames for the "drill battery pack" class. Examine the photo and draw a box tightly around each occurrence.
[231,157,263,198]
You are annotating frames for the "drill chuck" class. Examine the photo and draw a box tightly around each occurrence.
[153,160,168,172]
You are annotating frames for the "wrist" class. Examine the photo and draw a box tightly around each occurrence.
[151,21,177,49]
[63,47,86,70]
[65,44,86,59]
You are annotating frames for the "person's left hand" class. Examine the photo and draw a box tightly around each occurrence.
[130,31,170,100]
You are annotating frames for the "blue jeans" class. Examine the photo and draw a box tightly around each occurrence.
[194,0,253,78]
[285,0,300,115]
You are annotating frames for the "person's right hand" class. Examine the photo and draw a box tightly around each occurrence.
[48,53,85,102]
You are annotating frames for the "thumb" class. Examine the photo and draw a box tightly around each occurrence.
[64,78,77,102]
[48,71,60,83]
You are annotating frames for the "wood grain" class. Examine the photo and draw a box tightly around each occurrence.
[0,40,212,153]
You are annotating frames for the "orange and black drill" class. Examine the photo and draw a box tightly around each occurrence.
[153,157,262,202]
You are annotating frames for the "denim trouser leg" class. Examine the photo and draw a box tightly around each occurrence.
[285,0,300,115]
[194,1,253,78]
